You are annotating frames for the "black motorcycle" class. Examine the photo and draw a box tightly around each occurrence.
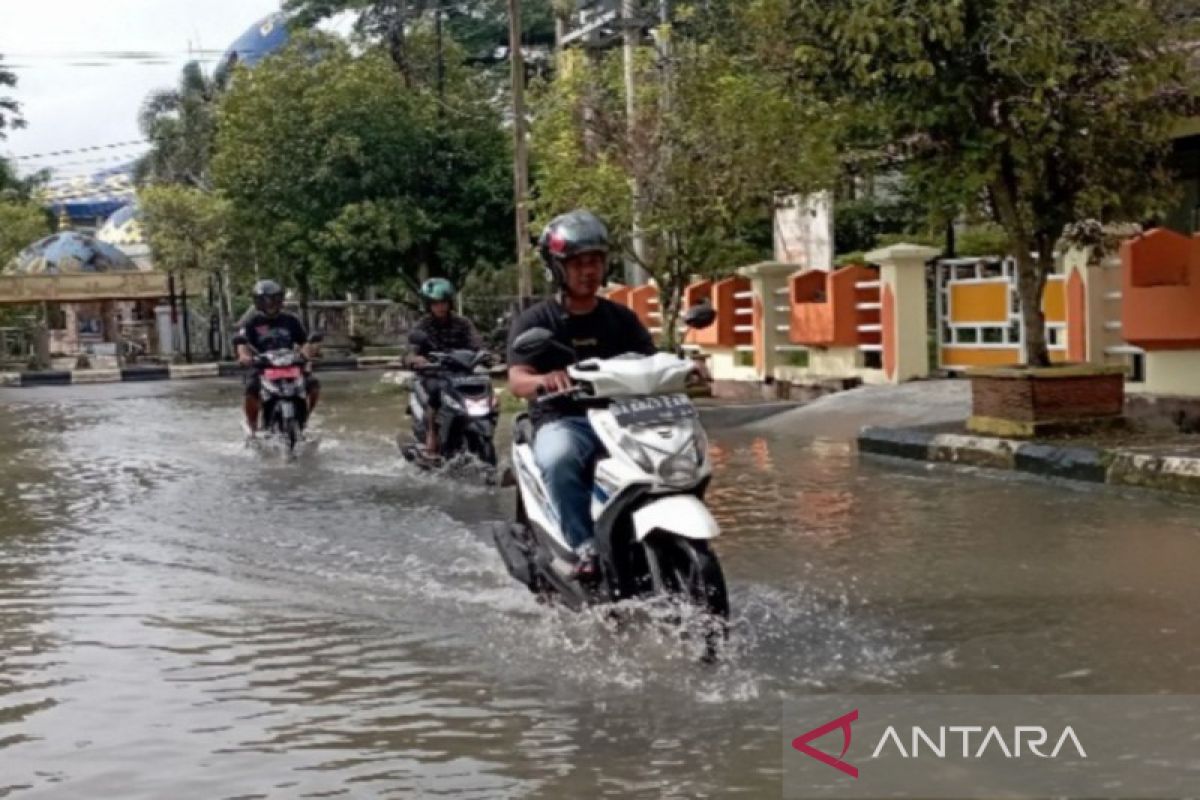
[400,331,499,474]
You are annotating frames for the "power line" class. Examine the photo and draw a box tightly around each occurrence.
[7,140,148,162]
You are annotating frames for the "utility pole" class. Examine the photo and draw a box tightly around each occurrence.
[508,0,533,301]
[622,0,649,286]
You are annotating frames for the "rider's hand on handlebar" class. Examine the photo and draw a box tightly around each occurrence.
[540,370,574,394]
[237,348,254,367]
[411,355,431,369]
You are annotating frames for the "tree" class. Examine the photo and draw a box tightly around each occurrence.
[136,61,219,188]
[0,201,51,268]
[0,54,21,141]
[532,12,838,345]
[140,185,238,356]
[755,0,1200,366]
[285,0,559,73]
[212,34,513,309]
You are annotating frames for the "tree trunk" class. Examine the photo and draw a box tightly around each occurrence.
[1014,247,1051,367]
[991,171,1052,368]
[661,273,682,351]
[386,0,411,86]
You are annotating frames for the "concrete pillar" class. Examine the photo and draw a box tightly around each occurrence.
[155,304,175,357]
[1063,248,1126,367]
[866,243,940,383]
[737,261,798,380]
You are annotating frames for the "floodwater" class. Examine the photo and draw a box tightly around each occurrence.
[1,375,1199,798]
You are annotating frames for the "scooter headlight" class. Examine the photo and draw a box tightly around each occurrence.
[659,454,699,487]
[617,431,655,473]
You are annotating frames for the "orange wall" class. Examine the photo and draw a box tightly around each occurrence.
[1042,278,1066,324]
[628,285,660,332]
[1122,230,1200,350]
[941,347,1068,367]
[685,275,750,348]
[789,265,877,347]
[949,282,1009,324]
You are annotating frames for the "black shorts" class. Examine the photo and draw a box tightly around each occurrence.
[243,368,320,397]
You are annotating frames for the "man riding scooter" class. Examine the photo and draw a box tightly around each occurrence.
[235,279,321,439]
[405,278,485,462]
[506,210,657,578]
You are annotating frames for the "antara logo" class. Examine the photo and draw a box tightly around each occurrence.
[792,710,859,779]
[792,710,1088,779]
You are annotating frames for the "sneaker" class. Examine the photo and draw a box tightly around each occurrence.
[570,543,599,581]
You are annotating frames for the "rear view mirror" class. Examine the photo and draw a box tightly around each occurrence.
[308,331,325,344]
[511,327,556,359]
[232,334,248,347]
[683,303,717,330]
[512,327,577,366]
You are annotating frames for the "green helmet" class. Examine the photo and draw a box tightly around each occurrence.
[420,277,456,305]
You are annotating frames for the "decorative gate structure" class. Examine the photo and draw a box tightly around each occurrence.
[935,257,1067,370]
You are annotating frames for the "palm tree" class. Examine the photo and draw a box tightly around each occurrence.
[135,61,219,188]
[0,53,21,141]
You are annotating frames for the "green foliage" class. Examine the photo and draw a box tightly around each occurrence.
[140,185,233,276]
[532,15,839,345]
[834,193,924,255]
[754,0,1200,365]
[136,61,219,188]
[284,0,558,74]
[0,201,51,268]
[212,34,513,303]
[0,54,21,140]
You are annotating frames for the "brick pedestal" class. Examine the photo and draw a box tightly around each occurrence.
[967,365,1126,437]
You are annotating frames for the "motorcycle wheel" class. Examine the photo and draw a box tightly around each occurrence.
[644,536,730,619]
[280,409,298,455]
[472,436,497,468]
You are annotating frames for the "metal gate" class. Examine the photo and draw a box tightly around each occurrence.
[935,256,1066,370]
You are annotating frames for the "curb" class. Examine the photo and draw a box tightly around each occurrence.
[1,358,393,388]
[858,426,1200,495]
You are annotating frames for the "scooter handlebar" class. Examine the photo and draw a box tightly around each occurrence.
[534,384,583,405]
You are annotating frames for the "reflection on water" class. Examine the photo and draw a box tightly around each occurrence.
[1,376,1199,797]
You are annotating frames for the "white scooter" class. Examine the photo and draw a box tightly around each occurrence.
[492,305,729,624]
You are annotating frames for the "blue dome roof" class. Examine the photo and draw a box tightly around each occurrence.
[221,12,290,71]
[97,203,144,249]
[40,162,136,224]
[5,231,137,276]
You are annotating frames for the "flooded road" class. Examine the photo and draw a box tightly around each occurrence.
[2,374,1200,798]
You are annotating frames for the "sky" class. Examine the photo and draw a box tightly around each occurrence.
[0,0,283,178]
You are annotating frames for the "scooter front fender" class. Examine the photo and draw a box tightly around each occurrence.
[631,494,720,543]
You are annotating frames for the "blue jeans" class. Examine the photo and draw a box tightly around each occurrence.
[533,417,603,549]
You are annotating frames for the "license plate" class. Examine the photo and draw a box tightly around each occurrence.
[611,394,696,427]
[265,367,301,380]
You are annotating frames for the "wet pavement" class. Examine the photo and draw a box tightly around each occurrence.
[1,374,1199,798]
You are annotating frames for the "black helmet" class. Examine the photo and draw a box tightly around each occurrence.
[538,210,610,288]
[252,279,285,314]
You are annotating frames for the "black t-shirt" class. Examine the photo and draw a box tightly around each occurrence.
[507,297,657,425]
[411,314,483,356]
[238,311,309,353]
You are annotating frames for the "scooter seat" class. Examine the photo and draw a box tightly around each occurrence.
[514,414,534,446]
